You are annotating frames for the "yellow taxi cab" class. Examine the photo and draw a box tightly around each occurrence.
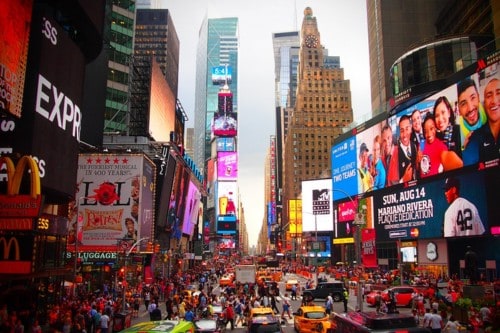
[293,305,333,333]
[219,274,234,286]
[122,319,196,333]
[249,306,276,318]
[285,279,299,291]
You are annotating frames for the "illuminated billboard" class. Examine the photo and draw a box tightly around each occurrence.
[305,235,331,258]
[213,112,237,137]
[0,0,33,118]
[372,171,490,241]
[71,154,155,252]
[217,151,238,180]
[149,58,176,142]
[216,181,238,218]
[331,51,500,200]
[182,180,202,238]
[302,179,334,232]
[212,65,232,85]
[217,215,237,234]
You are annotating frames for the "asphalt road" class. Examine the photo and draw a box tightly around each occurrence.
[126,273,412,332]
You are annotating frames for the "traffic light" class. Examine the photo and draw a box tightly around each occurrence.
[146,241,153,252]
[154,243,160,253]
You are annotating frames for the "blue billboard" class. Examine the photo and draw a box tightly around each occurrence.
[331,137,358,200]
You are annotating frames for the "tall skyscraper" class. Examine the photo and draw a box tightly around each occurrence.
[367,0,500,115]
[102,0,136,136]
[193,17,239,170]
[272,31,299,246]
[283,7,353,200]
[366,0,453,114]
[129,8,182,141]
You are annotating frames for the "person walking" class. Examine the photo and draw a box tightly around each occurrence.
[99,309,111,333]
[281,294,292,320]
[429,309,444,333]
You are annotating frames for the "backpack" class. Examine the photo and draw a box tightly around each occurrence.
[93,313,101,326]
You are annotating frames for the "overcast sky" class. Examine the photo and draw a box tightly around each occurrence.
[150,0,371,247]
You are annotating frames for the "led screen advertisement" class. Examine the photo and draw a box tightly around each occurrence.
[0,6,86,199]
[217,215,237,234]
[217,151,238,180]
[182,180,202,238]
[331,137,357,201]
[149,58,176,142]
[0,0,33,118]
[331,53,500,202]
[373,171,489,241]
[212,65,232,85]
[213,112,237,137]
[302,179,334,232]
[216,181,238,218]
[70,154,155,252]
[305,235,331,258]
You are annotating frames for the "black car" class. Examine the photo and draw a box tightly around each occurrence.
[302,282,345,301]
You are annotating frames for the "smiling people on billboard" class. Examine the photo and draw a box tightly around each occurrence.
[462,76,500,167]
[457,77,488,150]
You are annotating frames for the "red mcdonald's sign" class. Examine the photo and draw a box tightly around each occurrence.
[0,156,42,222]
[0,236,32,274]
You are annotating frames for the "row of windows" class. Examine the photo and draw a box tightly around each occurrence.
[111,12,134,31]
[302,95,348,102]
[300,104,350,110]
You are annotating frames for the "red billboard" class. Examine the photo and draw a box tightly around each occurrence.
[0,0,33,118]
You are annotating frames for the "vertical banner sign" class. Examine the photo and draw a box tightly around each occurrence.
[361,228,377,268]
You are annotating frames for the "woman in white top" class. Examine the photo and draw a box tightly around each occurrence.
[443,316,461,333]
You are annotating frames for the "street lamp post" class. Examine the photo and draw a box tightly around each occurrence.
[352,211,366,311]
[121,237,149,312]
[73,196,90,297]
[328,188,366,312]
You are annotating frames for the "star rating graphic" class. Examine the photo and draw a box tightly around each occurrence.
[85,156,129,165]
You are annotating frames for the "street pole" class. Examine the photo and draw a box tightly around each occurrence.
[73,196,89,298]
[353,211,365,312]
[123,237,149,312]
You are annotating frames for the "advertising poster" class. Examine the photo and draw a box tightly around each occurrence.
[373,172,488,241]
[216,181,238,218]
[70,154,152,252]
[139,157,155,251]
[217,151,238,180]
[182,180,202,238]
[305,235,331,258]
[355,122,384,193]
[301,179,334,232]
[331,137,358,200]
[217,215,237,235]
[0,0,33,117]
[361,228,377,268]
[213,112,237,137]
[211,65,232,85]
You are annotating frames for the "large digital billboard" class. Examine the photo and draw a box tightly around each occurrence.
[302,179,334,232]
[332,54,500,201]
[217,151,238,180]
[182,180,202,238]
[216,181,238,218]
[373,171,488,241]
[0,0,33,118]
[149,58,176,142]
[212,66,232,85]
